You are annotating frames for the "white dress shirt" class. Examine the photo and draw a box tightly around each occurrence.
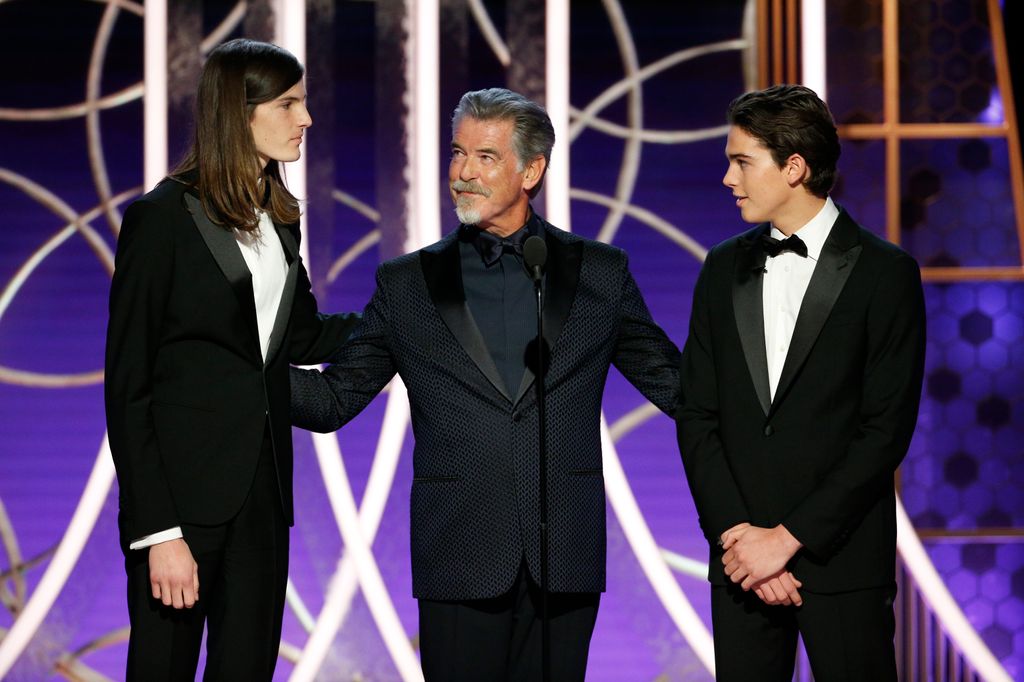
[763,196,839,401]
[130,211,287,550]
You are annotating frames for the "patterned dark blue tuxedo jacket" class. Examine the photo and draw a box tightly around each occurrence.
[291,218,680,600]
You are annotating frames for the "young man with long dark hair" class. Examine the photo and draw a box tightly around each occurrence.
[105,38,357,680]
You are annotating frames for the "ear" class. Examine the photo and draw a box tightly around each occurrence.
[784,153,811,189]
[522,155,547,192]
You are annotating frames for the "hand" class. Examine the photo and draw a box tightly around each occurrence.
[148,538,199,609]
[721,524,802,590]
[718,522,750,548]
[753,570,803,606]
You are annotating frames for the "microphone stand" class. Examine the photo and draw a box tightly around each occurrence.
[523,235,550,682]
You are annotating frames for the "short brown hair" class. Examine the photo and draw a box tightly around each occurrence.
[727,85,841,197]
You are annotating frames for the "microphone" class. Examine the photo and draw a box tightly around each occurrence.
[523,235,547,283]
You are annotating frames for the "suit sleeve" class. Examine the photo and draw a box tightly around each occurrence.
[284,224,361,365]
[610,253,681,415]
[104,200,181,541]
[291,265,398,432]
[676,248,751,544]
[782,252,925,558]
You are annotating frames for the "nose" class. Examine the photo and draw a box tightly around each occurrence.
[722,164,736,189]
[298,104,312,128]
[457,156,477,181]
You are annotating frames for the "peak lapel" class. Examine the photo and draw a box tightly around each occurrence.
[771,211,863,411]
[733,226,772,416]
[421,233,511,402]
[183,194,261,351]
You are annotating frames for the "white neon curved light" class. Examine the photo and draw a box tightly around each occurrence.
[467,0,510,66]
[895,498,1012,682]
[290,382,417,681]
[600,417,716,673]
[569,188,707,261]
[0,439,116,678]
[568,39,749,142]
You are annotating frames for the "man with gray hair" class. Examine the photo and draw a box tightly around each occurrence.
[291,87,679,680]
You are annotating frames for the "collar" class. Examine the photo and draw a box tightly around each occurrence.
[460,210,542,266]
[769,195,838,261]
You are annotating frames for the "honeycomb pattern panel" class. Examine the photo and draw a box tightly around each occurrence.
[831,138,887,240]
[899,138,1020,267]
[901,283,1024,530]
[925,542,1024,680]
[898,0,1003,124]
[827,0,885,125]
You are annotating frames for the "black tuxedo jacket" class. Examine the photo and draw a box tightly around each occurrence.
[291,219,680,600]
[677,209,925,593]
[105,177,358,551]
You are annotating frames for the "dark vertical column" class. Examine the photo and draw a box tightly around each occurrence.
[304,0,336,297]
[374,0,411,259]
[506,0,549,211]
[506,0,546,104]
[244,0,275,42]
[166,3,202,167]
[439,0,470,227]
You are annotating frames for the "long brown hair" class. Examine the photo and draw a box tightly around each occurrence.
[173,38,304,230]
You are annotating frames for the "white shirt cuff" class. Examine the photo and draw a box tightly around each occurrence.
[129,527,183,550]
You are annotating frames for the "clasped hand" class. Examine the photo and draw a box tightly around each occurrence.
[720,523,803,606]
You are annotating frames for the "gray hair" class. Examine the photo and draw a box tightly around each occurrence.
[451,88,555,172]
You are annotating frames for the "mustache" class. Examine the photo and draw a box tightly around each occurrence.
[451,180,491,197]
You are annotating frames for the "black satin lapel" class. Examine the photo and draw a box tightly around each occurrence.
[276,223,299,264]
[183,194,260,346]
[421,236,511,401]
[542,231,581,352]
[733,234,772,416]
[771,219,863,411]
[263,224,299,366]
[512,230,582,406]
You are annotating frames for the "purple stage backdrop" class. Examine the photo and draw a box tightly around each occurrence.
[1,1,1022,680]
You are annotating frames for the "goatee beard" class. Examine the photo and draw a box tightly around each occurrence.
[455,205,481,225]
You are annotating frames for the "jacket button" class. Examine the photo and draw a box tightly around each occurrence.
[763,424,774,436]
[512,412,521,422]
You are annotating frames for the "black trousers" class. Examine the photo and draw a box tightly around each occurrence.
[711,581,898,682]
[124,428,289,681]
[418,561,600,682]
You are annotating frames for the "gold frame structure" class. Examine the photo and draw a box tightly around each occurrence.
[760,0,1024,282]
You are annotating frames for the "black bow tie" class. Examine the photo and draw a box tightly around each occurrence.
[473,227,529,266]
[761,233,808,258]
